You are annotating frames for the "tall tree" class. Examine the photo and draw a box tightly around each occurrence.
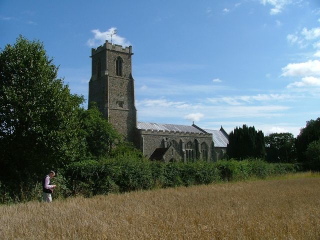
[296,117,320,169]
[227,125,266,160]
[265,133,297,163]
[305,140,320,171]
[0,36,84,182]
[80,105,120,159]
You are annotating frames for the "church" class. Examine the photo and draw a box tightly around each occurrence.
[88,41,228,162]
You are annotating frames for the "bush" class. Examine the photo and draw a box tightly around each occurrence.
[215,159,297,181]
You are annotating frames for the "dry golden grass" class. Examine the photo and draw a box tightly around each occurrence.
[1,173,320,240]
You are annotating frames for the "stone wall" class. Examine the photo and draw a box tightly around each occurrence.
[138,130,213,162]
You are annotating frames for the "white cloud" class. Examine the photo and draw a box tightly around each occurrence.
[287,76,320,88]
[136,98,190,109]
[223,8,230,13]
[260,0,292,15]
[287,33,307,48]
[287,28,320,49]
[268,126,289,134]
[0,15,14,21]
[207,93,292,105]
[137,99,290,127]
[301,27,320,40]
[140,85,148,91]
[287,34,299,44]
[221,97,242,106]
[87,28,130,47]
[263,125,300,136]
[276,20,282,27]
[27,20,37,25]
[206,7,213,16]
[314,51,320,57]
[212,78,222,83]
[184,113,204,122]
[281,60,320,77]
[313,41,320,49]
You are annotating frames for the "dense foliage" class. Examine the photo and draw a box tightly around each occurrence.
[0,36,84,183]
[265,133,297,163]
[0,36,121,201]
[227,125,265,160]
[296,117,320,170]
[80,105,120,159]
[305,140,320,171]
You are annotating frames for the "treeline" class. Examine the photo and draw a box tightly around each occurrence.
[0,36,319,204]
[226,121,320,172]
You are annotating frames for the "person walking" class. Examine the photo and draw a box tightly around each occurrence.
[42,170,56,202]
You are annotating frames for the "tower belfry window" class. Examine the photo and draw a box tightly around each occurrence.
[116,57,123,76]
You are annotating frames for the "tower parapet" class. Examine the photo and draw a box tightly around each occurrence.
[91,41,133,56]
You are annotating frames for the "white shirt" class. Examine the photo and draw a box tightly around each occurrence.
[44,175,55,190]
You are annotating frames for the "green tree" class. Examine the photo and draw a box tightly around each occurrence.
[227,125,266,160]
[0,36,84,183]
[305,140,320,171]
[265,133,297,163]
[295,117,320,169]
[80,105,120,159]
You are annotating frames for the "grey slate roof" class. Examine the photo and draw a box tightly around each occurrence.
[137,122,205,134]
[204,129,229,148]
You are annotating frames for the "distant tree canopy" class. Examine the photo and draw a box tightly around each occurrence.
[265,133,297,163]
[227,125,265,160]
[296,117,320,170]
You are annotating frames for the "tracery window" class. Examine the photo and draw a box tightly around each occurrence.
[201,142,208,160]
[116,57,123,76]
[186,141,194,161]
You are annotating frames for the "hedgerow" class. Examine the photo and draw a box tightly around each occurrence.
[62,158,297,198]
[0,158,298,204]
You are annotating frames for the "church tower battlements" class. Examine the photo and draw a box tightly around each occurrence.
[88,41,137,142]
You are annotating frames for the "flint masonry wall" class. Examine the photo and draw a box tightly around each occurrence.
[138,129,212,161]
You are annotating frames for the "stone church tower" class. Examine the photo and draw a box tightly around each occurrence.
[88,41,137,142]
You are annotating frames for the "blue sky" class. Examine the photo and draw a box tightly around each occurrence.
[1,0,320,136]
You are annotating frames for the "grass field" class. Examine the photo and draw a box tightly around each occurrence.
[1,172,319,239]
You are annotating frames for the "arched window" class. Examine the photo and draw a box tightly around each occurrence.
[116,57,123,76]
[186,141,194,161]
[162,137,168,148]
[201,142,208,161]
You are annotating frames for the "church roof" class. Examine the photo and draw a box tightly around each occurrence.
[204,129,229,148]
[137,122,206,134]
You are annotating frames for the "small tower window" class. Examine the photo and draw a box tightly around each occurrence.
[116,57,123,76]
